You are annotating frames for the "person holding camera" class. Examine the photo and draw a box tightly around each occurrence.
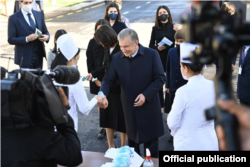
[2,86,83,167]
[51,34,104,132]
[8,0,50,69]
[167,43,219,150]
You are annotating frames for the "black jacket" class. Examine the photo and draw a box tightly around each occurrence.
[86,38,105,94]
[237,48,250,103]
[111,21,127,35]
[149,22,175,71]
[1,116,82,167]
[100,44,165,144]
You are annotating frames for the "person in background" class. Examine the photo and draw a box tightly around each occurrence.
[47,29,67,69]
[86,19,110,139]
[165,30,188,142]
[51,34,104,132]
[237,45,250,107]
[35,0,44,17]
[104,2,127,35]
[86,25,127,149]
[109,0,130,28]
[167,43,219,150]
[149,5,176,111]
[8,0,50,69]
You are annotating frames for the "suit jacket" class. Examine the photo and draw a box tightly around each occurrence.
[86,38,105,94]
[149,22,175,71]
[237,48,250,103]
[100,44,165,144]
[2,116,82,167]
[8,10,50,68]
[166,48,188,91]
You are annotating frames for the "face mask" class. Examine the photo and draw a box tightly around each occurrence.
[181,66,188,80]
[23,4,33,13]
[109,13,118,20]
[159,14,168,22]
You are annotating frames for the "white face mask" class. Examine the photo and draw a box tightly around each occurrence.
[23,4,33,13]
[181,67,189,80]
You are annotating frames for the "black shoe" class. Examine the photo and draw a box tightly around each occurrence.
[97,128,106,139]
[114,131,117,138]
[168,136,173,143]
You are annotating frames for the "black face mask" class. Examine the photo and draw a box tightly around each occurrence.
[159,14,168,22]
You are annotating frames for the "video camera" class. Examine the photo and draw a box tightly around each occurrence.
[1,66,80,129]
[181,1,250,150]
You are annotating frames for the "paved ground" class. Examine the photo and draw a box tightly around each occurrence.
[0,0,245,156]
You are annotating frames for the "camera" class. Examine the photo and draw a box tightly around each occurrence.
[180,1,250,150]
[1,66,80,129]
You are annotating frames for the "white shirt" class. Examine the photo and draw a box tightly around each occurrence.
[54,79,98,132]
[130,46,139,58]
[167,74,219,150]
[21,8,36,43]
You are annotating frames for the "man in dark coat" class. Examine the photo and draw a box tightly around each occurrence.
[8,0,50,69]
[99,28,165,157]
[237,46,250,107]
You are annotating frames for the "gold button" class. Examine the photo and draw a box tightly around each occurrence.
[176,74,178,76]
[176,80,178,82]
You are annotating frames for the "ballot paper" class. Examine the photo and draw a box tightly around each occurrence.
[104,147,144,167]
[158,37,173,47]
[35,28,43,38]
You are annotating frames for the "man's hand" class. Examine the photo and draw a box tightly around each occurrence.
[97,97,108,109]
[158,45,166,51]
[38,34,49,42]
[216,99,250,150]
[58,86,69,106]
[85,73,93,81]
[134,94,146,107]
[94,80,102,87]
[166,88,170,94]
[27,34,38,42]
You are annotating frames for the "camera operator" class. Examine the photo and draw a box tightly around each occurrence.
[216,99,250,150]
[1,86,83,167]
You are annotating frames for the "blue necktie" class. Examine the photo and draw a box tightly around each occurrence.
[27,13,36,30]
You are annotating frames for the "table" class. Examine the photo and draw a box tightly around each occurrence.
[58,151,159,167]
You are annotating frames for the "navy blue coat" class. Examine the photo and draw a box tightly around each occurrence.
[166,48,187,91]
[100,44,165,144]
[8,10,50,68]
[237,48,250,103]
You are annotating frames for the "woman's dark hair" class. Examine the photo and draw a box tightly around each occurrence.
[181,62,204,73]
[94,25,118,50]
[104,2,121,22]
[155,5,173,29]
[174,29,184,40]
[51,29,67,53]
[95,19,111,31]
[51,48,80,70]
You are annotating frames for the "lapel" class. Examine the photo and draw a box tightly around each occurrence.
[32,10,42,31]
[17,10,31,35]
[242,49,250,67]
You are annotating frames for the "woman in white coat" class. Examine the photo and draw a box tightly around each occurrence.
[167,43,219,150]
[51,34,104,132]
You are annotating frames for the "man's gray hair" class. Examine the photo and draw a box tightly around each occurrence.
[117,28,139,43]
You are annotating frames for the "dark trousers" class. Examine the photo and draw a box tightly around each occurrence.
[29,52,43,69]
[240,100,250,107]
[164,90,176,113]
[128,138,159,158]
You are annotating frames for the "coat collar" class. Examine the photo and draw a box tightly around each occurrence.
[121,44,145,58]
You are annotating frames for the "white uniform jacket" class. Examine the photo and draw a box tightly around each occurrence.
[167,74,219,150]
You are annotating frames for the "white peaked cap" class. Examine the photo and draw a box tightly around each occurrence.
[57,34,78,61]
[180,43,199,64]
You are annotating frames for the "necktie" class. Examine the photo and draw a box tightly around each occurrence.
[241,46,246,65]
[27,13,36,30]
